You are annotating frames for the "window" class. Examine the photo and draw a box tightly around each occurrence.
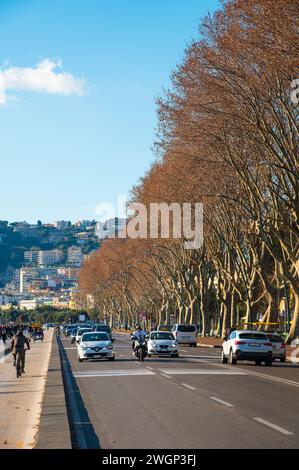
[177,325,196,332]
[239,333,268,340]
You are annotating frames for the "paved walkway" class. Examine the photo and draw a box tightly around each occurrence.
[0,329,53,449]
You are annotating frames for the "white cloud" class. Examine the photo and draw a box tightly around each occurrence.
[0,59,86,105]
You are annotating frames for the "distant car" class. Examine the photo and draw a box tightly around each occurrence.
[221,330,273,366]
[64,324,78,336]
[70,327,79,344]
[147,331,179,357]
[157,325,171,332]
[93,324,112,341]
[77,331,115,362]
[75,328,93,343]
[266,333,286,362]
[171,324,197,347]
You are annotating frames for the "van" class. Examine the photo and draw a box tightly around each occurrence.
[171,324,197,347]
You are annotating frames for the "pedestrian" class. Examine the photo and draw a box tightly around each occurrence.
[1,327,7,344]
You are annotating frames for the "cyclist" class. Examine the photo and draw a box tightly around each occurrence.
[11,330,30,373]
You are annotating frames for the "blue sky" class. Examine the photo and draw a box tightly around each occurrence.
[0,0,219,224]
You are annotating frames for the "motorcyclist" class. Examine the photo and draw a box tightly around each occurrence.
[11,330,30,373]
[132,324,147,350]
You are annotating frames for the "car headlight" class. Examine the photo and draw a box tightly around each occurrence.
[151,342,157,347]
[81,345,87,350]
[171,343,177,348]
[107,345,113,350]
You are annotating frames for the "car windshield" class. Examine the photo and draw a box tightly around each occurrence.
[77,328,92,336]
[151,332,175,340]
[239,333,268,340]
[177,325,196,332]
[268,335,283,343]
[82,333,109,342]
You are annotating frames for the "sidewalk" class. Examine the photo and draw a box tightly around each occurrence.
[0,329,54,449]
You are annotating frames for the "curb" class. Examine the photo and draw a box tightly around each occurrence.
[0,344,11,361]
[35,334,72,449]
[197,343,222,349]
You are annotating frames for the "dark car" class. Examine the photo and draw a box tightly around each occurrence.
[93,324,113,340]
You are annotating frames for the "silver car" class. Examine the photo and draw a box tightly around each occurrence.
[267,333,286,362]
[147,331,179,358]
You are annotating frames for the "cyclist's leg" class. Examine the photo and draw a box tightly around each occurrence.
[16,352,22,373]
[12,352,16,366]
[20,350,25,372]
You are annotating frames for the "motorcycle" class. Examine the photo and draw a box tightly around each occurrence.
[132,336,148,362]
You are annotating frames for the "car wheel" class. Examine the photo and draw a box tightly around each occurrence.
[171,354,179,358]
[78,356,83,363]
[265,358,272,367]
[229,349,237,365]
[255,360,262,366]
[221,349,228,364]
[280,357,286,363]
[108,356,115,361]
[148,354,151,358]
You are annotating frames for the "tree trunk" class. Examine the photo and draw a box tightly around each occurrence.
[286,289,299,343]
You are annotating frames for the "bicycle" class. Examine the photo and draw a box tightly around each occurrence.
[15,349,28,378]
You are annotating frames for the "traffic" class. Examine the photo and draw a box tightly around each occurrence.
[57,321,289,367]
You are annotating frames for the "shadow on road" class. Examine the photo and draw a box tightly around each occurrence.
[58,337,101,449]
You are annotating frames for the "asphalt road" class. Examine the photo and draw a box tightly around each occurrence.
[61,333,299,449]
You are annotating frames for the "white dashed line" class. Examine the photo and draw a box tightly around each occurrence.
[74,369,155,378]
[210,396,234,407]
[181,383,196,391]
[253,418,293,436]
[158,368,246,375]
[160,373,172,379]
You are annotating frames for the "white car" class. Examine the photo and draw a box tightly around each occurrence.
[267,333,286,362]
[75,327,93,343]
[77,331,115,362]
[221,330,273,366]
[147,331,179,357]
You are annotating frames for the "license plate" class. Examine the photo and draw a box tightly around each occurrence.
[249,342,260,347]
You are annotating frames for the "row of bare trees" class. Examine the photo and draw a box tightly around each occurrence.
[79,0,298,342]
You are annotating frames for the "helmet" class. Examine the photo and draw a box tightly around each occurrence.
[135,324,141,330]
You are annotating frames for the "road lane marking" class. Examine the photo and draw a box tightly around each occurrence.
[181,355,220,359]
[160,373,172,379]
[181,383,196,391]
[253,418,294,435]
[210,396,234,407]
[74,369,155,378]
[213,363,299,388]
[158,368,247,375]
[146,367,154,371]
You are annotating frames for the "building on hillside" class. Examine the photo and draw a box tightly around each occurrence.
[67,246,84,267]
[37,249,65,266]
[54,220,71,230]
[95,217,127,239]
[20,299,38,310]
[24,251,39,264]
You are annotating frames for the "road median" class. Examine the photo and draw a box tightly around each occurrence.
[35,333,71,449]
